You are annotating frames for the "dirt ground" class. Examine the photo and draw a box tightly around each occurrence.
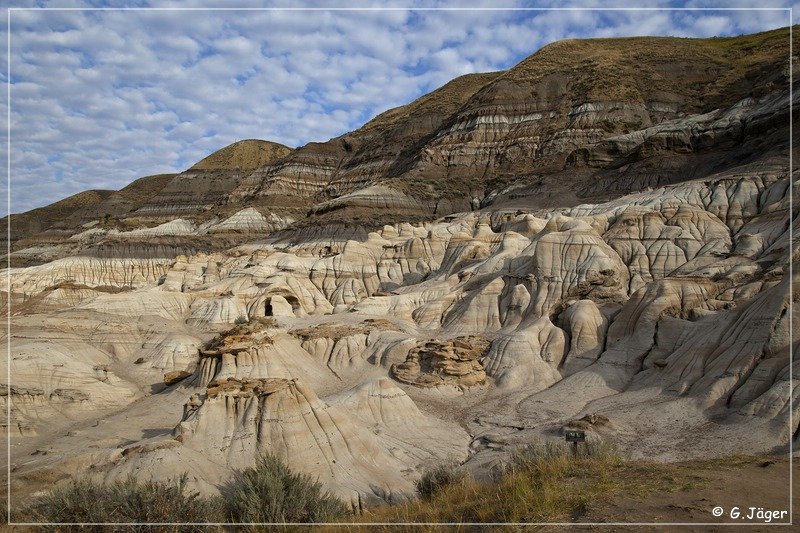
[573,455,797,531]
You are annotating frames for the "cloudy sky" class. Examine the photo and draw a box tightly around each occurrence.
[0,0,794,215]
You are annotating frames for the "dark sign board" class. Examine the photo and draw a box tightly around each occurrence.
[565,430,586,442]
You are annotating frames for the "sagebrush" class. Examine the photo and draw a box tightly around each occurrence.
[22,454,347,528]
[22,474,223,532]
[415,460,467,500]
[224,453,346,524]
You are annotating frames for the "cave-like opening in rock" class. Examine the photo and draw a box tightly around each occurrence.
[284,295,300,312]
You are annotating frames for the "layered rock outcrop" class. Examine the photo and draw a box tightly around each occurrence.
[2,28,796,510]
[391,336,490,389]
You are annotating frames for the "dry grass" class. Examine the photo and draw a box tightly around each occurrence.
[327,440,621,528]
[190,139,293,171]
[501,26,795,109]
[3,189,114,242]
[329,439,721,531]
[14,446,782,530]
[357,72,500,135]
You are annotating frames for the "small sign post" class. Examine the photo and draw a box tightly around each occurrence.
[564,429,586,456]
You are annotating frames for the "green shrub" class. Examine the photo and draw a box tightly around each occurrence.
[20,455,347,527]
[415,461,467,500]
[234,315,249,325]
[224,454,346,523]
[23,474,223,531]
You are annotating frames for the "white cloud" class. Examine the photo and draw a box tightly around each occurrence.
[0,0,794,215]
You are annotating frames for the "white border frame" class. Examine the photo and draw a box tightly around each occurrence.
[4,5,794,528]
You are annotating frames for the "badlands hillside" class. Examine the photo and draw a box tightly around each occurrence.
[2,27,798,513]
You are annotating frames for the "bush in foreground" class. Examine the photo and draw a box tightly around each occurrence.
[23,440,624,527]
[415,460,467,500]
[23,474,223,532]
[23,454,346,527]
[224,454,347,523]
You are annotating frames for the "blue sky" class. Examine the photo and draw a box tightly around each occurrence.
[0,1,795,215]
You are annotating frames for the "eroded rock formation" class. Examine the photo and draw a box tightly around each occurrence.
[391,336,490,389]
[2,28,796,510]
